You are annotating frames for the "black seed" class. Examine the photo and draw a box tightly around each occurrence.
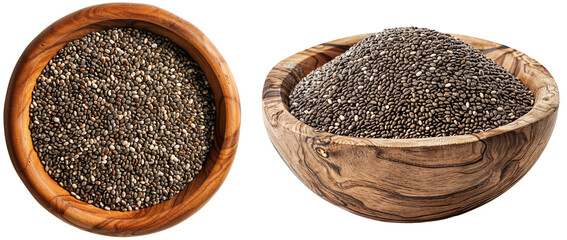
[30,28,216,211]
[288,27,534,139]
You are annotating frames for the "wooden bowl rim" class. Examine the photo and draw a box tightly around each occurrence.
[5,3,240,236]
[263,33,559,148]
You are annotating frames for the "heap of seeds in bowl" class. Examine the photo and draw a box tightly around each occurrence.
[29,28,215,211]
[289,27,534,138]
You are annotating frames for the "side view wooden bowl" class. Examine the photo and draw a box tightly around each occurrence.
[262,33,559,222]
[5,3,240,236]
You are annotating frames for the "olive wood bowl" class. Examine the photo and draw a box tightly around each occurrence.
[5,3,240,236]
[262,33,559,222]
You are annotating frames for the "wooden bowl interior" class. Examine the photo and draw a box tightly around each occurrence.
[6,4,238,236]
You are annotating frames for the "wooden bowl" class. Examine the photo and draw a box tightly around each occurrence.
[262,33,559,222]
[5,3,240,236]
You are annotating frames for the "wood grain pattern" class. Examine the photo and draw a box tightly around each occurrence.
[262,33,559,222]
[5,3,240,236]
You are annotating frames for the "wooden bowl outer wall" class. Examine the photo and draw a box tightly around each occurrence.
[5,3,240,236]
[262,33,559,222]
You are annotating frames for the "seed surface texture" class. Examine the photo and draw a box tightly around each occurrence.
[289,27,534,138]
[30,28,215,211]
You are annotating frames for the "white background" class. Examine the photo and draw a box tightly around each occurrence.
[1,0,565,239]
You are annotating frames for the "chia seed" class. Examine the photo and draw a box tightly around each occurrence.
[29,28,216,211]
[289,27,534,138]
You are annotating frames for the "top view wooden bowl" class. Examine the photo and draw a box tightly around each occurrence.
[5,3,240,236]
[262,33,559,222]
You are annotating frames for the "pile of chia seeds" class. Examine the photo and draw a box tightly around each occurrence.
[30,28,215,211]
[289,27,534,138]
